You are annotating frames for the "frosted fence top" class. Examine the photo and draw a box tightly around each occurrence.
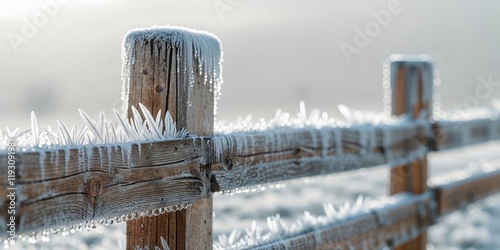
[385,54,434,69]
[123,26,222,46]
[121,26,223,114]
[387,54,433,63]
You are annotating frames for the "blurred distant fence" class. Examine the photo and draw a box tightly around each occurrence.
[1,28,500,250]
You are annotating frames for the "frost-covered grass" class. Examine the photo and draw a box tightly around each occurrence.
[214,102,399,134]
[0,104,187,152]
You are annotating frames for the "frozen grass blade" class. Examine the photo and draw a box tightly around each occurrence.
[108,122,117,143]
[134,237,170,250]
[139,103,162,139]
[160,237,170,250]
[57,120,73,146]
[155,110,163,132]
[76,124,87,145]
[6,127,20,138]
[131,106,149,141]
[164,111,175,138]
[31,111,39,146]
[98,112,106,138]
[113,109,134,139]
[79,109,103,143]
[44,127,59,145]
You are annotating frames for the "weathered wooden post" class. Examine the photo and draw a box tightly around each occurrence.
[387,54,433,250]
[122,27,222,249]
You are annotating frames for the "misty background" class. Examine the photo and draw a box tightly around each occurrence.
[0,0,499,131]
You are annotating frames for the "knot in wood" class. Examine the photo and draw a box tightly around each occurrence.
[224,156,233,170]
[87,177,103,198]
[155,85,164,93]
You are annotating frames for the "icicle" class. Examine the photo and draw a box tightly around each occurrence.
[320,127,330,157]
[106,145,112,172]
[85,145,93,171]
[97,146,103,170]
[39,151,46,182]
[63,148,70,176]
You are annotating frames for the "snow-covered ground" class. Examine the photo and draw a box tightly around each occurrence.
[5,142,500,250]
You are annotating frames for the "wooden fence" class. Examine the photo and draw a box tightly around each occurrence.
[1,27,500,250]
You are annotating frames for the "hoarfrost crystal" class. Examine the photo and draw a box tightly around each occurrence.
[0,104,187,155]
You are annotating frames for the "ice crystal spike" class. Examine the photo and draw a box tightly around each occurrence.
[139,103,162,139]
[79,109,104,143]
[31,111,39,146]
[0,103,188,152]
[214,102,405,137]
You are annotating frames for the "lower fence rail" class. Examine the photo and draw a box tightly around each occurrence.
[242,168,500,250]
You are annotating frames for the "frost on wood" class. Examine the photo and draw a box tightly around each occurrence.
[432,107,500,150]
[0,104,188,177]
[1,204,190,249]
[215,102,400,135]
[121,26,223,114]
[213,193,435,249]
[135,236,170,250]
[211,102,430,191]
[383,54,434,117]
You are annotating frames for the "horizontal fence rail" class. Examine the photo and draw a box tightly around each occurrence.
[432,113,500,150]
[251,192,436,250]
[0,139,206,235]
[209,123,427,191]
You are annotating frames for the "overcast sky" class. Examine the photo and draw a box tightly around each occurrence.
[1,0,499,129]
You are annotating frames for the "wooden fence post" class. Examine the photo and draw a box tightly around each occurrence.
[123,27,220,250]
[388,54,433,250]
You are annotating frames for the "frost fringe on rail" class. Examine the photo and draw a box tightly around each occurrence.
[213,194,417,250]
[0,103,187,152]
[0,102,397,152]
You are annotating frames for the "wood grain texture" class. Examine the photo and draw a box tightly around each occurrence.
[124,32,214,250]
[0,139,203,237]
[434,169,500,216]
[432,118,500,151]
[209,124,426,191]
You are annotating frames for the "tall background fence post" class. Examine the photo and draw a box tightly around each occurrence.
[123,28,217,250]
[388,55,433,250]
